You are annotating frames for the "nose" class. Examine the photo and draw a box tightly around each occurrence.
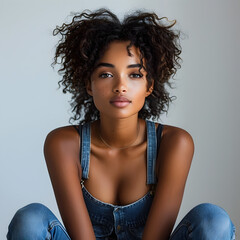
[112,75,127,93]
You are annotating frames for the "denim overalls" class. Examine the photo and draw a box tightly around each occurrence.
[78,120,163,240]
[7,120,236,240]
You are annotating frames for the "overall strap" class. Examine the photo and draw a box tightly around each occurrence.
[146,120,157,184]
[77,121,163,182]
[80,122,91,179]
[156,123,163,155]
[146,120,164,185]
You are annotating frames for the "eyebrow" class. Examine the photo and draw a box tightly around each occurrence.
[95,62,143,69]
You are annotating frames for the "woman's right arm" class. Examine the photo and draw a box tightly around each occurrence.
[44,126,96,240]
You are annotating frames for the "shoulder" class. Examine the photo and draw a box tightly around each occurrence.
[44,125,80,165]
[156,124,194,169]
[161,124,194,149]
[44,125,80,148]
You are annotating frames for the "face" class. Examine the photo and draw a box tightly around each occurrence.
[87,41,153,119]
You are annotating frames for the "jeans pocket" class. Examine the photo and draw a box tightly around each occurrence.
[93,223,113,238]
[128,225,144,240]
[127,218,146,240]
[91,215,114,238]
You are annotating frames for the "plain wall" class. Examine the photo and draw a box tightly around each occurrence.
[0,0,239,237]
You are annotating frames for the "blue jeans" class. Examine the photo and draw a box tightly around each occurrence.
[7,202,235,239]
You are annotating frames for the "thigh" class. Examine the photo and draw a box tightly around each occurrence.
[7,203,71,240]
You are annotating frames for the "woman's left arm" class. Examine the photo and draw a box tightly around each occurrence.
[142,126,194,240]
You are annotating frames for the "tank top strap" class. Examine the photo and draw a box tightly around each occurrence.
[79,122,91,179]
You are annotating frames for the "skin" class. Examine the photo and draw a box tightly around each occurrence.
[44,41,194,240]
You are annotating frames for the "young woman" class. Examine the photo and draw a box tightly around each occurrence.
[7,8,235,240]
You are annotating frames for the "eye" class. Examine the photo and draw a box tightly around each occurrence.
[130,73,143,78]
[99,73,113,78]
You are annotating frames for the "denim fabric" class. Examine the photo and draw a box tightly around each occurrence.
[81,186,154,239]
[7,120,236,239]
[146,120,158,184]
[7,202,236,239]
[80,120,160,184]
[169,203,236,240]
[7,203,71,240]
[81,122,91,179]
[78,120,160,239]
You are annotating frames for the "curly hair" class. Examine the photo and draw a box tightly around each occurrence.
[52,8,182,124]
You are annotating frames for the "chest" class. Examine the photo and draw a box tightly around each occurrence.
[83,142,151,205]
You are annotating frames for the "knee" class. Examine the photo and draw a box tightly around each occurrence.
[10,203,49,226]
[189,203,234,239]
[7,203,51,239]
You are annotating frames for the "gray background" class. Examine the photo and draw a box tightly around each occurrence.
[0,0,239,238]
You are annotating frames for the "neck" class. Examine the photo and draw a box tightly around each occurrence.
[97,115,140,149]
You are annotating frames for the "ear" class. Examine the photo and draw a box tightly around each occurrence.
[85,80,93,96]
[145,81,154,97]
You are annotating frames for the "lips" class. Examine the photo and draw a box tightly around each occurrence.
[110,96,131,107]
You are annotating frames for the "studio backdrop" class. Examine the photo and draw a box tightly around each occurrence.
[0,0,239,238]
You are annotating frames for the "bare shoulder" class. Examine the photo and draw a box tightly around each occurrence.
[157,124,195,168]
[45,125,79,141]
[162,124,194,148]
[44,125,81,167]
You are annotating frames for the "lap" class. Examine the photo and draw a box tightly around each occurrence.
[7,202,236,240]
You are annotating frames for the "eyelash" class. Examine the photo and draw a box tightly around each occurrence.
[130,73,143,78]
[98,73,143,78]
[99,73,113,78]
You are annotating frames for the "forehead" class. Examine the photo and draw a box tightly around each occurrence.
[98,41,142,63]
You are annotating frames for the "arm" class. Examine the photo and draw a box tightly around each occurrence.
[44,127,96,240]
[142,126,194,240]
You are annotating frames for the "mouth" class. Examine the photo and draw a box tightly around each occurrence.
[110,96,132,108]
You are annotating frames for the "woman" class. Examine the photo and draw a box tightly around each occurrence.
[7,8,235,240]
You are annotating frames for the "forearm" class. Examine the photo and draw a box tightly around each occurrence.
[142,198,178,240]
[142,215,175,240]
[64,217,96,240]
[56,192,96,240]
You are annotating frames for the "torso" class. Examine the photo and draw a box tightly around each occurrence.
[85,138,149,205]
[74,119,163,206]
[45,116,193,239]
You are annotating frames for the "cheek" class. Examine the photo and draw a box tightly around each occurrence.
[136,95,147,109]
[91,87,109,110]
[132,88,148,108]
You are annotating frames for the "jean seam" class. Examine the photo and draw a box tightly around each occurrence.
[48,220,71,240]
[83,185,152,209]
[231,224,236,240]
[170,220,192,240]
